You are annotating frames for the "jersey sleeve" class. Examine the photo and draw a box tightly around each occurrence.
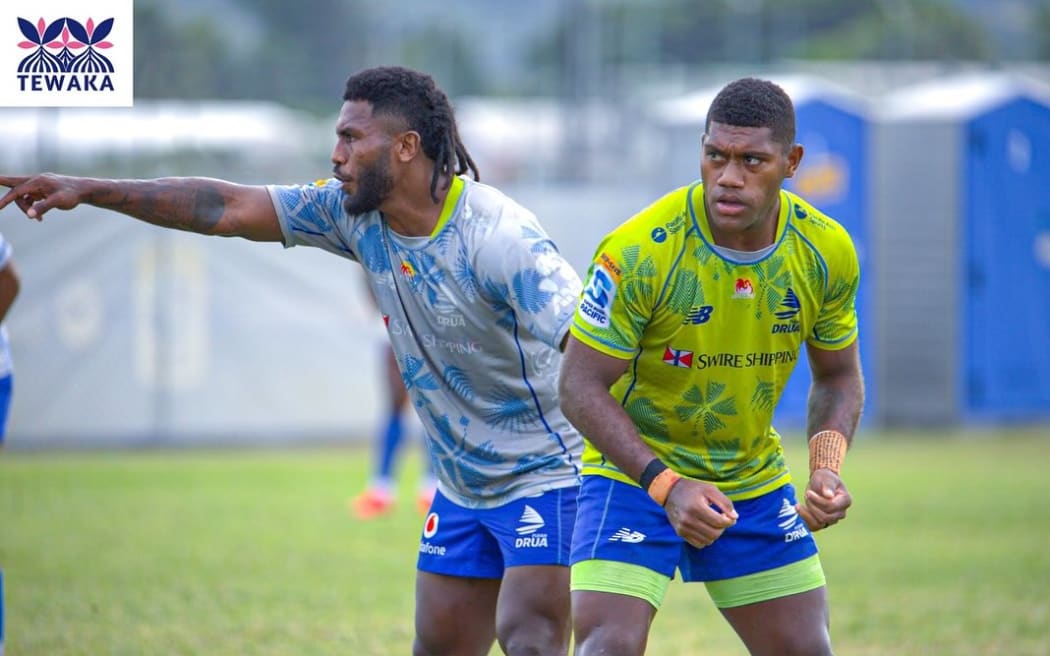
[473,209,583,351]
[570,230,658,360]
[809,230,860,350]
[267,178,358,261]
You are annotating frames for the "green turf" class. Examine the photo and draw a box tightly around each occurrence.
[1,429,1048,655]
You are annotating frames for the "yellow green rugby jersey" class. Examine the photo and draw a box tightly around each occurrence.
[570,182,860,501]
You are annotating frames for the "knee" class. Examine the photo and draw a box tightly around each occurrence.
[497,634,567,656]
[496,615,571,656]
[756,627,832,656]
[414,624,491,656]
[573,622,648,656]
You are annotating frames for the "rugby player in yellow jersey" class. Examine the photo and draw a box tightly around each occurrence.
[560,77,864,656]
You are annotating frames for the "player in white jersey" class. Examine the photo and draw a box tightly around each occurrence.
[0,232,19,445]
[0,66,583,656]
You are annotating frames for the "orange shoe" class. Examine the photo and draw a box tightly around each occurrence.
[415,488,436,516]
[350,488,395,519]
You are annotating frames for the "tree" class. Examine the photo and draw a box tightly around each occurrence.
[134,2,247,99]
[400,26,486,98]
[231,0,372,113]
[1036,4,1050,60]
[801,0,993,60]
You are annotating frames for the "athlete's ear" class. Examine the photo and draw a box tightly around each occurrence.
[395,130,422,163]
[784,143,804,179]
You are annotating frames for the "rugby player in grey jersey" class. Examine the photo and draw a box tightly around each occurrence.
[0,65,583,656]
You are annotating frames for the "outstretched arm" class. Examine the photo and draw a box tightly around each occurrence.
[797,339,864,531]
[0,173,282,242]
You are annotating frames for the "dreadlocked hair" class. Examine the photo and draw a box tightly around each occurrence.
[343,66,479,203]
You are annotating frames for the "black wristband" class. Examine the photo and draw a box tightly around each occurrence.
[638,458,669,491]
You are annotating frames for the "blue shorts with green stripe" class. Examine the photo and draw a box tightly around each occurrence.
[570,476,824,608]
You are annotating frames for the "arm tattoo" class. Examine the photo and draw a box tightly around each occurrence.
[807,375,864,443]
[88,180,227,234]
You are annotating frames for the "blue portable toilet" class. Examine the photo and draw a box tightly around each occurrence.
[650,75,876,430]
[875,73,1050,424]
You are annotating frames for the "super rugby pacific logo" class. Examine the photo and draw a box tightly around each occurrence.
[16,16,116,92]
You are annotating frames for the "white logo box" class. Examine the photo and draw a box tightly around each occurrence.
[0,0,133,107]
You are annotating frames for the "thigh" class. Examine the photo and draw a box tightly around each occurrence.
[569,477,680,655]
[720,587,831,656]
[571,589,655,656]
[495,565,571,655]
[414,570,500,656]
[415,494,504,654]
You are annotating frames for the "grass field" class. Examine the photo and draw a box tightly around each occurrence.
[1,429,1048,655]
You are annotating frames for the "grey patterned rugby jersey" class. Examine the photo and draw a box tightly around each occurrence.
[268,176,583,508]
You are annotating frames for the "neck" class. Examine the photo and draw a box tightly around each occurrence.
[711,220,777,252]
[708,197,780,252]
[382,169,451,237]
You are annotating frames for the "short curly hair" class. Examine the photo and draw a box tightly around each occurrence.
[343,66,479,202]
[706,78,796,149]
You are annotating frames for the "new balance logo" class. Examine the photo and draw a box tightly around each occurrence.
[683,305,713,324]
[516,505,545,535]
[609,528,646,543]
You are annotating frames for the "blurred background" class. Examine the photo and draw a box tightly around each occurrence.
[1,0,1049,447]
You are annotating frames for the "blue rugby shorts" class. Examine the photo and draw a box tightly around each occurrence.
[417,485,578,578]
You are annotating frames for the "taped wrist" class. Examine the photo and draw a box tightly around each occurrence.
[809,430,848,474]
[639,458,681,506]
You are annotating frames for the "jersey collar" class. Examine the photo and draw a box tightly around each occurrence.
[429,175,466,239]
[688,183,791,253]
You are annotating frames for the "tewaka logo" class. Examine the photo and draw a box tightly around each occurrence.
[2,0,132,107]
[17,17,115,91]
